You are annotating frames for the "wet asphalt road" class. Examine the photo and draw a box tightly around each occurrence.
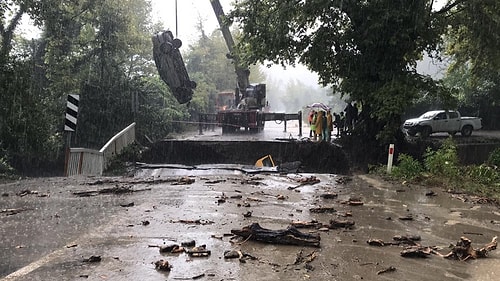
[1,168,499,281]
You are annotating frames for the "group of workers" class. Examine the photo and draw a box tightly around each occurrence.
[308,102,359,141]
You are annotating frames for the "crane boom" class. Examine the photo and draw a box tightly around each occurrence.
[210,0,250,101]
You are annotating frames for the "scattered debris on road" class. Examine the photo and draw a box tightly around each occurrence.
[120,202,134,207]
[309,206,336,213]
[223,249,257,263]
[288,175,320,190]
[72,185,151,197]
[231,223,321,247]
[377,266,396,275]
[1,208,32,216]
[17,189,39,197]
[440,236,497,260]
[368,234,497,261]
[170,219,214,225]
[340,197,364,206]
[83,255,101,263]
[186,245,211,257]
[154,259,172,271]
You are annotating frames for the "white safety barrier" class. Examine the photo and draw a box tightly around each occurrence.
[66,122,135,176]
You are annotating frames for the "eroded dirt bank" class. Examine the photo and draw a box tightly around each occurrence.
[1,168,498,281]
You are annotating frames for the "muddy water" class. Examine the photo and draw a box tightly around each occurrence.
[1,169,498,281]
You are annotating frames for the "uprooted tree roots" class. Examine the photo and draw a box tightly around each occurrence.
[231,223,321,247]
[367,235,497,261]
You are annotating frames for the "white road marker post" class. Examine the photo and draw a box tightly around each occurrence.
[387,144,395,173]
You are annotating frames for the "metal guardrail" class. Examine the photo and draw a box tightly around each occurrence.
[197,111,302,136]
[66,122,136,176]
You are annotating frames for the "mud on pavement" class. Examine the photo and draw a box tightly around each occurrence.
[1,168,499,281]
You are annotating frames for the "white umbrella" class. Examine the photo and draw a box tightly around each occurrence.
[306,102,330,111]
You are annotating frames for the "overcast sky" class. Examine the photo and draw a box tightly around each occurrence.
[152,0,447,86]
[18,0,447,86]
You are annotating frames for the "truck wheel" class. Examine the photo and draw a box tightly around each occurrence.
[461,125,473,137]
[420,126,432,138]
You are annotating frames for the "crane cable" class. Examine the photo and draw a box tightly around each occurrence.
[175,0,178,37]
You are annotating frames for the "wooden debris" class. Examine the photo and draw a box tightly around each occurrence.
[181,240,196,247]
[186,245,211,257]
[393,235,421,245]
[367,239,387,247]
[171,219,214,225]
[231,223,321,247]
[309,207,336,213]
[73,185,151,197]
[399,214,414,221]
[400,246,432,258]
[335,177,352,184]
[86,177,194,186]
[289,176,320,190]
[223,250,257,262]
[120,202,134,207]
[367,235,421,247]
[329,219,355,229]
[17,190,39,197]
[154,259,172,271]
[159,244,184,254]
[1,208,32,216]
[377,266,396,275]
[441,236,497,260]
[291,220,323,229]
[320,193,338,199]
[83,255,102,262]
[171,176,195,185]
[341,197,364,206]
[294,250,318,265]
[205,179,226,184]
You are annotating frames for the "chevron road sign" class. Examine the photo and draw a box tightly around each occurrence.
[64,94,79,132]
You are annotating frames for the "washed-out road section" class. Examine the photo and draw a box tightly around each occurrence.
[1,166,499,281]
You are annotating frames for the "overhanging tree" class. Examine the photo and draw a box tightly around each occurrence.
[228,0,449,163]
[443,0,500,128]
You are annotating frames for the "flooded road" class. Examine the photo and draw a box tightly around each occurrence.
[1,167,498,281]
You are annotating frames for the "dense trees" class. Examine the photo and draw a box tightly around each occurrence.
[227,0,500,163]
[1,0,498,174]
[1,0,189,174]
[443,0,500,129]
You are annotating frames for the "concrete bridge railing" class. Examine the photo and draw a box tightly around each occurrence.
[66,122,136,176]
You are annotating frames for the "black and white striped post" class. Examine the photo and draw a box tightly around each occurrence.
[64,94,79,176]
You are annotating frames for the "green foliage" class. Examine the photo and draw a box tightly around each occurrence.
[463,164,500,186]
[0,150,16,177]
[228,0,446,149]
[133,77,189,142]
[423,138,459,178]
[377,138,499,200]
[443,0,500,114]
[487,148,500,167]
[391,154,424,181]
[104,142,143,176]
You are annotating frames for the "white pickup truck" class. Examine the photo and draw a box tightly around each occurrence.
[403,110,482,137]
